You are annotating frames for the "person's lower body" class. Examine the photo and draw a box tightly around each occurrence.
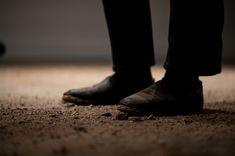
[118,0,224,115]
[63,0,155,105]
[63,0,224,115]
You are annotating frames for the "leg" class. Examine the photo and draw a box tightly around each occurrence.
[103,0,155,71]
[62,0,155,105]
[119,0,224,115]
[165,0,224,76]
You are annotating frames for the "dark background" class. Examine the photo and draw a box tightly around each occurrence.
[0,0,234,64]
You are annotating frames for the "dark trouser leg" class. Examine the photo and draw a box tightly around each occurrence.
[63,0,156,105]
[102,0,155,72]
[164,0,224,76]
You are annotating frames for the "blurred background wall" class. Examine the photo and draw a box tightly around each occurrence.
[0,0,234,64]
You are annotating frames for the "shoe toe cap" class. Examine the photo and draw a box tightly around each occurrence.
[119,98,131,106]
[119,94,147,108]
[63,89,81,97]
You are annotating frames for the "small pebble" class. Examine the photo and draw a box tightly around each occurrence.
[50,114,58,118]
[101,112,112,117]
[116,113,128,120]
[73,126,87,133]
[183,119,193,125]
[146,114,155,120]
[129,117,144,122]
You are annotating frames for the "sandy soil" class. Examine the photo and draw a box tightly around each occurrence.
[0,65,235,156]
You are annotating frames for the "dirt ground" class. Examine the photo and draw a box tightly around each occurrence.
[0,65,235,156]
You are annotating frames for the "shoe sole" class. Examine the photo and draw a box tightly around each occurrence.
[118,105,203,116]
[62,95,118,105]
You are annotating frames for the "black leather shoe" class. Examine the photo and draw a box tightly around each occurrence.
[63,73,154,105]
[118,79,204,115]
